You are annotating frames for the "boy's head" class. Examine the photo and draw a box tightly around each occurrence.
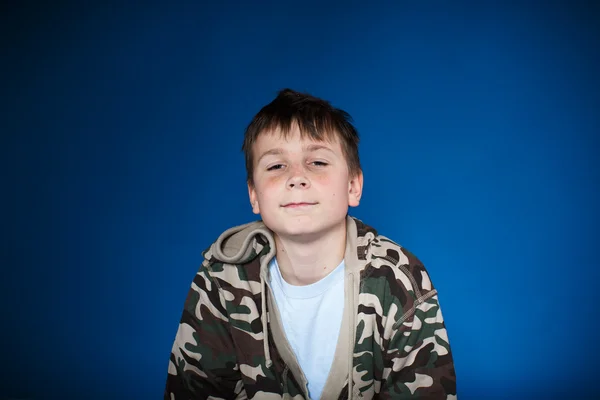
[242,89,363,239]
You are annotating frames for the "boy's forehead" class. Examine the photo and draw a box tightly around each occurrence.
[252,134,338,162]
[254,125,339,148]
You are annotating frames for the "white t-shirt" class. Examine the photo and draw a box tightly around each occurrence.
[268,257,345,400]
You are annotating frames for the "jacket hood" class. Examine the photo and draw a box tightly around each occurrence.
[209,216,367,273]
[210,220,274,264]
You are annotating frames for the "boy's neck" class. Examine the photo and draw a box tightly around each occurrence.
[273,220,347,286]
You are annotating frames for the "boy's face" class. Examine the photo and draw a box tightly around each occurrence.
[248,124,363,240]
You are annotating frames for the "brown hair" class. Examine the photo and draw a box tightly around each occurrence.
[242,88,361,185]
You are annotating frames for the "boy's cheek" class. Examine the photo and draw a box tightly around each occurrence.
[262,176,287,190]
[312,174,331,185]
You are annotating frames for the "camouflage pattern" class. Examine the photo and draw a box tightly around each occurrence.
[165,217,456,399]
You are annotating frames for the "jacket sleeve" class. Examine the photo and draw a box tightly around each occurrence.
[164,263,243,399]
[378,292,457,399]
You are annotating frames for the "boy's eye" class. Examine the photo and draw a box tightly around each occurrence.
[267,164,284,171]
[311,161,328,167]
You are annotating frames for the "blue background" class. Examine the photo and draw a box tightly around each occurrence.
[2,1,599,399]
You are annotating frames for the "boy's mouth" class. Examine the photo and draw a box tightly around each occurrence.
[281,202,318,208]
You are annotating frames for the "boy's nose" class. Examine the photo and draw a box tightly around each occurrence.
[286,169,310,189]
[288,178,309,188]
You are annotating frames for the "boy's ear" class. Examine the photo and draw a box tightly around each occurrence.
[248,183,261,214]
[348,171,363,207]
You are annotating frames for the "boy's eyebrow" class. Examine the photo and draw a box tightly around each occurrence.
[256,144,335,164]
[303,144,335,154]
[256,148,285,164]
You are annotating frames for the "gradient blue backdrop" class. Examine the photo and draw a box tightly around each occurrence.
[2,1,599,399]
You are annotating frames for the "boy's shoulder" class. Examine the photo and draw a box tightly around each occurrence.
[353,216,425,267]
[353,217,437,301]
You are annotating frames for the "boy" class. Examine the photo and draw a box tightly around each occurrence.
[165,89,456,399]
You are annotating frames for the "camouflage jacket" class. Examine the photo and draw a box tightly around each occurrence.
[165,216,456,399]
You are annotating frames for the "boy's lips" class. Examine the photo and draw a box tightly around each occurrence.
[281,202,318,208]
